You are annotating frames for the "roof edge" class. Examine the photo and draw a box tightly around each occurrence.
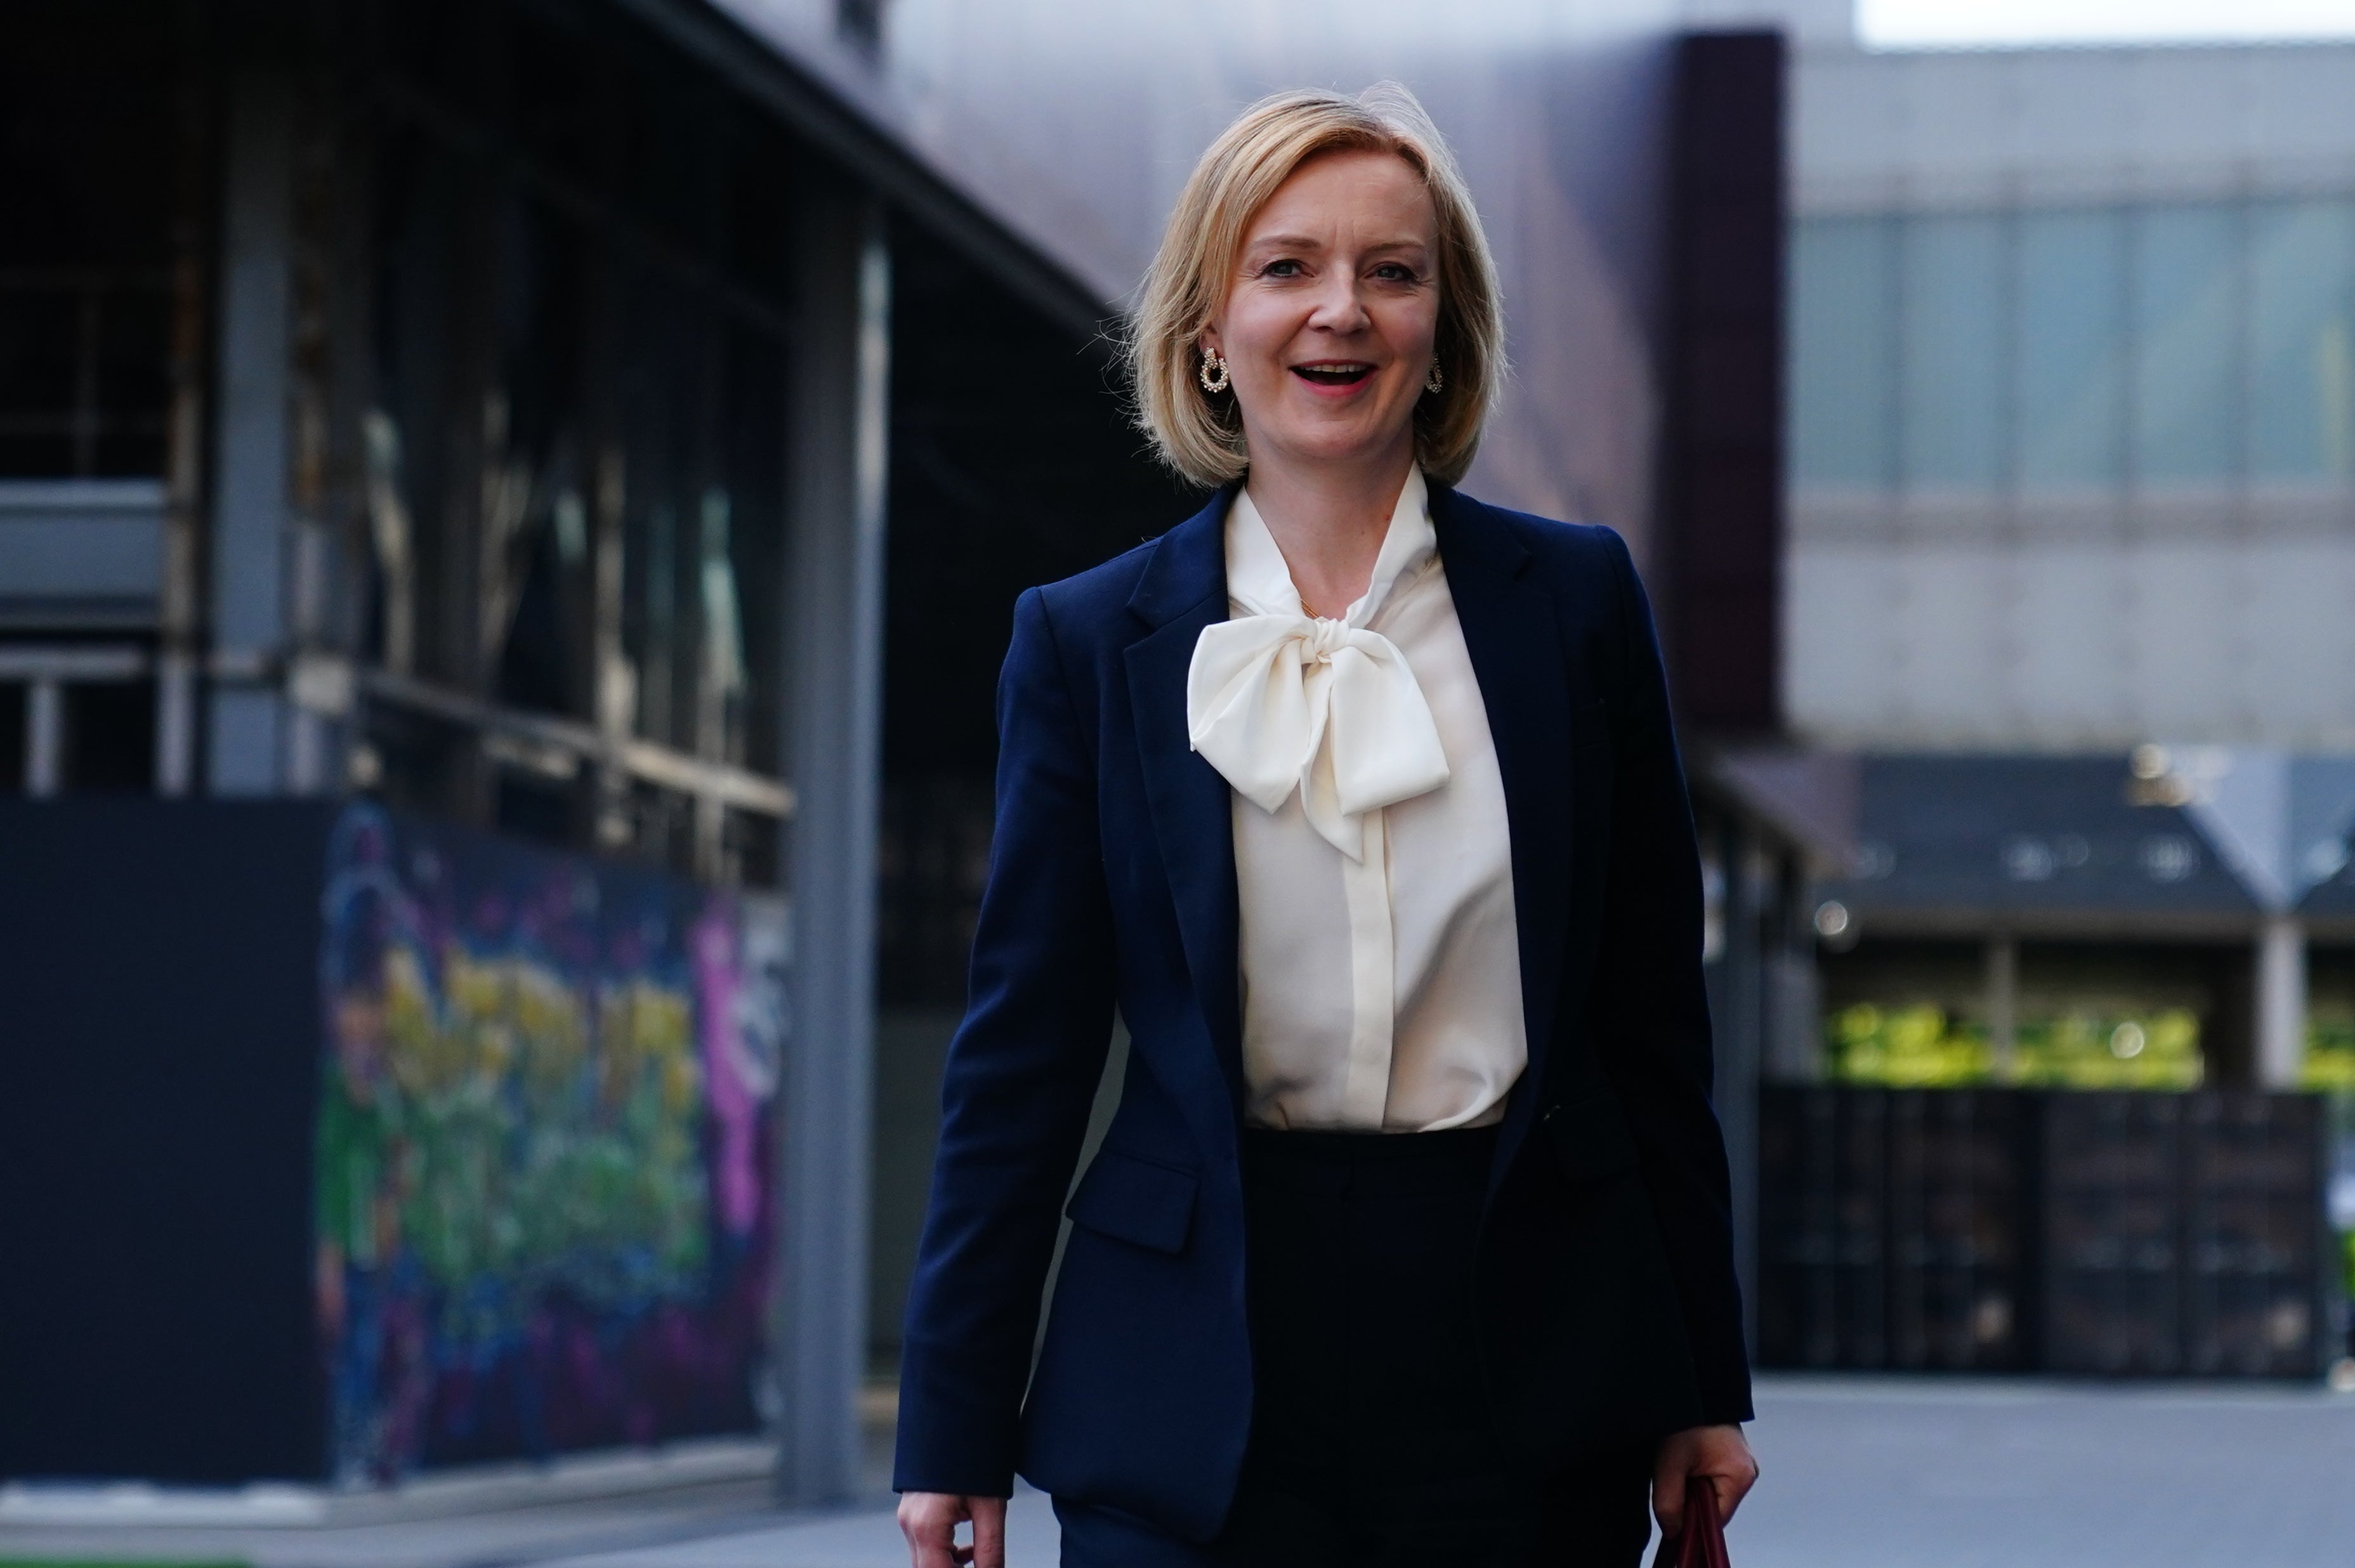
[610,0,1114,341]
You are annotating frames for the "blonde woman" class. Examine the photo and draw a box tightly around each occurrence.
[896,85,1756,1567]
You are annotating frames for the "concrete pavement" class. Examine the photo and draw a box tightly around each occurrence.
[10,1377,2355,1568]
[547,1378,2355,1567]
[1735,1376,2355,1567]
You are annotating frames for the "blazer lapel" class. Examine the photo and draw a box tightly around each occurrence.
[1430,485,1575,1175]
[1123,490,1247,1107]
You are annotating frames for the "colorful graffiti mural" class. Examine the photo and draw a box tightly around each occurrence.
[315,804,785,1481]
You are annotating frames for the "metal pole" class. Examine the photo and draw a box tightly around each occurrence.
[206,62,295,796]
[1986,933,2019,1082]
[1710,819,1766,1357]
[2257,917,2307,1090]
[775,193,889,1506]
[26,679,63,799]
[155,0,213,797]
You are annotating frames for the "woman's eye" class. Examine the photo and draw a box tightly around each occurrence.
[1261,259,1304,278]
[1372,263,1418,283]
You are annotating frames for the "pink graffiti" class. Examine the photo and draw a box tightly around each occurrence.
[694,901,762,1238]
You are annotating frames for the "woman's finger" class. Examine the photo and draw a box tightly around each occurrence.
[971,1496,1008,1568]
[1652,1454,1689,1537]
[898,1495,965,1568]
[1701,1444,1757,1523]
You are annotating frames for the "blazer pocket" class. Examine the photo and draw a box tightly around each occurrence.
[1538,1090,1641,1186]
[1065,1148,1198,1255]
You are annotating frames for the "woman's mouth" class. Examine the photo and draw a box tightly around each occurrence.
[1289,361,1376,388]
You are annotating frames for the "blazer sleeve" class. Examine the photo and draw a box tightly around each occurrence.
[893,586,1120,1496]
[1589,532,1755,1427]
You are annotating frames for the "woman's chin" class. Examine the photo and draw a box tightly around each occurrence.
[1254,408,1415,470]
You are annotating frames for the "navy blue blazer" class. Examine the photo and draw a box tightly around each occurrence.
[893,482,1752,1541]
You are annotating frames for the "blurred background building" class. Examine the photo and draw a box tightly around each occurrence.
[1764,0,2355,1095]
[1692,0,2355,1380]
[1677,0,2355,1093]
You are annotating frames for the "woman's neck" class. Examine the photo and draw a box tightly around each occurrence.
[1243,444,1417,621]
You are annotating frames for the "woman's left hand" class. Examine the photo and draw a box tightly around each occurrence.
[1651,1423,1758,1537]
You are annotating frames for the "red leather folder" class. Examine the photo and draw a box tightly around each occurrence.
[1650,1476,1732,1568]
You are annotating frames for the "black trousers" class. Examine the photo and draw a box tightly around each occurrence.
[1056,1126,1655,1568]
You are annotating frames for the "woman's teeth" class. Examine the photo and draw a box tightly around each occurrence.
[1291,363,1374,386]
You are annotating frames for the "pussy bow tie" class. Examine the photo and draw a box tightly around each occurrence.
[1186,609,1451,861]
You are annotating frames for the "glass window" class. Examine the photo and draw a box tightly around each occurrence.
[2130,204,2241,485]
[0,4,175,479]
[488,195,594,722]
[2250,198,2355,483]
[2015,209,2127,488]
[721,326,787,776]
[1899,214,2007,490]
[1785,194,2355,506]
[619,270,709,756]
[1790,217,1898,488]
[361,15,798,876]
[367,124,471,684]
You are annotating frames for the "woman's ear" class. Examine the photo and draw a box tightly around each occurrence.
[1197,325,1223,360]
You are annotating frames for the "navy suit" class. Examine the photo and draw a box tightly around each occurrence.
[893,483,1752,1543]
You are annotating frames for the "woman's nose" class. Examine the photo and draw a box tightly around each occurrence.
[1304,274,1370,332]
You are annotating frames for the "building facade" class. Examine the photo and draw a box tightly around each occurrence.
[1683,0,2355,1097]
[0,0,1134,1502]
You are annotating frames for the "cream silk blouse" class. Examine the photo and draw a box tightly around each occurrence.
[1184,470,1527,1132]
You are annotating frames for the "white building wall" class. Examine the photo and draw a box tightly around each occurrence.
[1795,44,2355,214]
[1760,18,2355,751]
[1788,510,2355,749]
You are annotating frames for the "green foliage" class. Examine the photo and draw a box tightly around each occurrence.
[2011,1008,2202,1090]
[1827,1003,1991,1087]
[2300,1009,2355,1092]
[1827,1002,2203,1090]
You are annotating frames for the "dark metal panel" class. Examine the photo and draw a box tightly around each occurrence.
[1659,30,1788,736]
[1760,1086,2329,1378]
[0,800,334,1484]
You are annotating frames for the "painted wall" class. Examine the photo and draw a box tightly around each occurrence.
[315,804,785,1480]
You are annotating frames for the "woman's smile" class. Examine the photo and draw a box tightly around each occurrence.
[1289,358,1379,393]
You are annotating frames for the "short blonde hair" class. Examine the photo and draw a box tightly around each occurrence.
[1127,83,1505,489]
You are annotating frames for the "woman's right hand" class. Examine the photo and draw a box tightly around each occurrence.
[898,1491,1007,1568]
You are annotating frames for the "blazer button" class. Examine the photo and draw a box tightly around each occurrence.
[1541,1104,1559,1125]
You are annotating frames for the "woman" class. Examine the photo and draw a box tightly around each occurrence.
[896,84,1757,1567]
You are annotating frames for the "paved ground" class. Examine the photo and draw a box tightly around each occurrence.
[1735,1376,2355,1567]
[11,1377,2355,1568]
[0,1475,784,1568]
[542,1490,1062,1568]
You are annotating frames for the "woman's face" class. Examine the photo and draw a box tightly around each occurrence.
[1202,149,1441,475]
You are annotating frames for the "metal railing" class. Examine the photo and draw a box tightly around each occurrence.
[0,643,148,797]
[0,644,793,841]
